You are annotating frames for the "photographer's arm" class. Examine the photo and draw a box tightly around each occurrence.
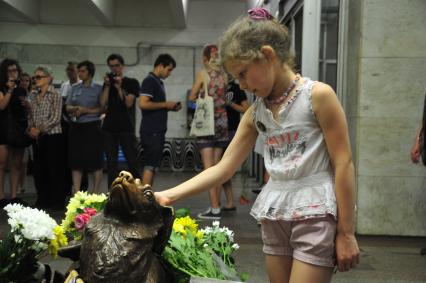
[0,90,12,110]
[124,94,135,108]
[100,84,109,109]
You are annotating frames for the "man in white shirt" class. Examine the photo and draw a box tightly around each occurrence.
[60,61,81,98]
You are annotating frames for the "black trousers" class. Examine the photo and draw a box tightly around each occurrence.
[32,134,66,206]
[103,131,141,187]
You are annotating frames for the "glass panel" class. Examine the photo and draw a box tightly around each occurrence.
[320,0,339,87]
[294,9,303,72]
[325,12,338,59]
[325,63,337,91]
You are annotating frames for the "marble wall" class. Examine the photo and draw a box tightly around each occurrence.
[354,0,426,235]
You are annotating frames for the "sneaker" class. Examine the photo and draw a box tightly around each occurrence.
[197,208,221,220]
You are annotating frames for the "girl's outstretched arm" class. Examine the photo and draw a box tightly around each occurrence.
[312,82,360,272]
[155,106,258,205]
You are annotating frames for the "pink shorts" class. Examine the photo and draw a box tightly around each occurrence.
[260,216,336,267]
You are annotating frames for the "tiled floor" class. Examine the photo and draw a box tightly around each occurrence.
[1,171,426,283]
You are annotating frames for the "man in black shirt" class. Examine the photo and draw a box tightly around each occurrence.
[101,53,141,186]
[139,54,181,185]
[221,80,249,211]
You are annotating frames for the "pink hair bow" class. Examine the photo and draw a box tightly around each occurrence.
[248,7,273,20]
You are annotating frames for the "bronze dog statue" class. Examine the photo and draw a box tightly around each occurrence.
[79,171,174,283]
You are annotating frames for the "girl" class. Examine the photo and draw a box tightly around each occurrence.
[156,8,359,283]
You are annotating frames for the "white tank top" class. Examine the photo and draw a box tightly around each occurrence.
[250,78,337,221]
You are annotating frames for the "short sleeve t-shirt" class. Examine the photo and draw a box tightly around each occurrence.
[66,82,102,123]
[102,77,139,133]
[140,72,167,134]
[226,81,247,131]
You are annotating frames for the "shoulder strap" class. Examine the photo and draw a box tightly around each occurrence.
[200,69,210,99]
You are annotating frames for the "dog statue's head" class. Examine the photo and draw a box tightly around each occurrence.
[104,171,160,222]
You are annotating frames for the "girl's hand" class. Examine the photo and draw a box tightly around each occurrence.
[154,191,173,206]
[335,232,360,272]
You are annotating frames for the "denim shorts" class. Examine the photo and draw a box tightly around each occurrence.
[260,216,336,267]
[139,131,165,170]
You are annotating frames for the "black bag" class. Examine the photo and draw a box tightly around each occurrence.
[5,108,32,148]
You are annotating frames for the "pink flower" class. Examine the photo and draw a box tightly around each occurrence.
[74,213,91,231]
[84,207,97,216]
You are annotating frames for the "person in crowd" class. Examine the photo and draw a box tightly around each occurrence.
[252,135,270,194]
[60,61,86,193]
[27,65,66,210]
[410,92,426,256]
[220,79,249,211]
[100,53,141,186]
[17,72,32,194]
[155,8,359,282]
[66,60,104,193]
[0,59,29,207]
[139,54,181,186]
[60,61,81,99]
[188,44,229,220]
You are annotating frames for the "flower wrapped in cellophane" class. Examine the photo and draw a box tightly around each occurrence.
[60,191,108,241]
[0,203,68,282]
[163,210,248,282]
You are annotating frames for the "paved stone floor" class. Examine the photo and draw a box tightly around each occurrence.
[1,171,426,283]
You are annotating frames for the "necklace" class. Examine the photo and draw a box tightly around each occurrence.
[265,74,300,106]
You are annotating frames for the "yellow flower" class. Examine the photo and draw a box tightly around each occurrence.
[174,216,198,234]
[195,230,204,240]
[49,238,59,257]
[173,223,186,236]
[49,225,68,258]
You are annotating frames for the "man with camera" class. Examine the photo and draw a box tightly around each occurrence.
[101,53,141,187]
[139,54,181,186]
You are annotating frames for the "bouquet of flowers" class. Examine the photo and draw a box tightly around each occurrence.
[0,203,68,283]
[60,191,108,241]
[163,212,248,282]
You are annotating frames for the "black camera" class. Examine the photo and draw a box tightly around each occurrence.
[14,79,21,87]
[107,72,117,84]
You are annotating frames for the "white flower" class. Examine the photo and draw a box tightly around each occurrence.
[232,243,240,250]
[200,227,213,234]
[4,204,57,241]
[203,244,208,248]
[212,221,220,227]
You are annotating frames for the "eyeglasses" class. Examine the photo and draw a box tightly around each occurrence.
[7,68,18,73]
[108,64,122,68]
[33,75,48,80]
